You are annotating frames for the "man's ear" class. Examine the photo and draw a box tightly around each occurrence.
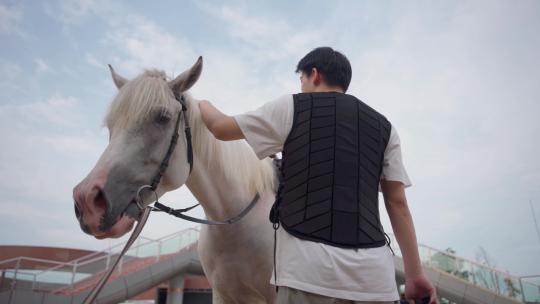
[312,67,321,86]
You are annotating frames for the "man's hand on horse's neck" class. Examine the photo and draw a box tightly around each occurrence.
[199,100,245,141]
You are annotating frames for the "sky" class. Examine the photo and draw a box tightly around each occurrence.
[1,0,539,277]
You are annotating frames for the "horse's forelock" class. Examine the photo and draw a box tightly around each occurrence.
[105,70,176,129]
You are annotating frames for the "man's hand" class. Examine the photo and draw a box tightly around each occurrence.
[198,100,244,141]
[405,274,438,304]
[381,180,438,303]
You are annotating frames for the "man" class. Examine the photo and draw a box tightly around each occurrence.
[199,47,437,304]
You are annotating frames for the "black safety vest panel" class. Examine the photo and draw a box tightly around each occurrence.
[271,92,392,248]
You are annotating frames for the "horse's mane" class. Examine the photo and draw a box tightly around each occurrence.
[105,69,275,196]
[185,94,276,196]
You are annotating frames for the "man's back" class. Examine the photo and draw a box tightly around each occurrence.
[234,92,409,301]
[274,92,392,248]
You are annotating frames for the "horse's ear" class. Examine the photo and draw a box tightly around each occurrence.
[108,64,128,89]
[169,56,203,94]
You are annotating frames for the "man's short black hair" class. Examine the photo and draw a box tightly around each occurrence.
[296,47,352,92]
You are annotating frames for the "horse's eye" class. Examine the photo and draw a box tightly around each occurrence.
[155,112,171,125]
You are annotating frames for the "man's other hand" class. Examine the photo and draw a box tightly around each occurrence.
[405,274,438,304]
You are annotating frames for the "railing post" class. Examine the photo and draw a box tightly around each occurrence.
[157,241,162,262]
[492,269,500,294]
[11,259,20,291]
[518,277,526,303]
[105,252,111,270]
[118,255,123,274]
[71,262,78,289]
[179,233,182,250]
[31,273,36,291]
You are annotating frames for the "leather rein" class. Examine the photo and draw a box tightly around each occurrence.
[82,93,260,303]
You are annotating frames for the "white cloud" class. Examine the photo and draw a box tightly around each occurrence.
[185,2,327,115]
[85,52,104,68]
[0,60,22,77]
[0,60,26,95]
[103,14,197,76]
[35,57,53,74]
[0,95,81,127]
[0,3,27,38]
[49,0,105,26]
[50,0,197,77]
[0,94,104,206]
[197,2,323,61]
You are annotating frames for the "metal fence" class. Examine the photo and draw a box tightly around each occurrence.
[0,228,199,295]
[2,228,538,303]
[387,233,540,303]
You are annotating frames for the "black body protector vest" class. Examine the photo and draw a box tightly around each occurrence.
[270,92,392,248]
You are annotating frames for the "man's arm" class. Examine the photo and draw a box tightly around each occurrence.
[381,180,438,304]
[198,100,244,141]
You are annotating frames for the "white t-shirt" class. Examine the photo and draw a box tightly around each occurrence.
[234,94,411,302]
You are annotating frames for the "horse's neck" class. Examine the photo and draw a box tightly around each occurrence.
[181,96,271,221]
[185,155,253,221]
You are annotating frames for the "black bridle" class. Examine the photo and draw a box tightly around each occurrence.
[149,93,193,191]
[82,92,260,304]
[139,93,260,225]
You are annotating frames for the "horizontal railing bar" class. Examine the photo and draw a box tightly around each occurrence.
[39,229,200,273]
[392,233,540,295]
[0,256,73,268]
[387,233,527,282]
[519,274,540,279]
[3,228,201,285]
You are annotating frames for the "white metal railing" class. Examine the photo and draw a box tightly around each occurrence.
[0,227,199,294]
[387,233,540,303]
[3,229,538,302]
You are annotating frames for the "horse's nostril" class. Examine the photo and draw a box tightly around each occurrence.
[74,201,82,219]
[93,188,110,214]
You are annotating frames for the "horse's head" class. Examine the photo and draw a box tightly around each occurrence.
[73,57,202,239]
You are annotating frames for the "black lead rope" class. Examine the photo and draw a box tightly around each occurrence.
[269,155,284,293]
[273,222,279,293]
[153,202,200,214]
[82,207,151,304]
[384,232,395,256]
[151,194,260,225]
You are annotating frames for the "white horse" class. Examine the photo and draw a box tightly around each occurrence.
[73,57,276,303]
